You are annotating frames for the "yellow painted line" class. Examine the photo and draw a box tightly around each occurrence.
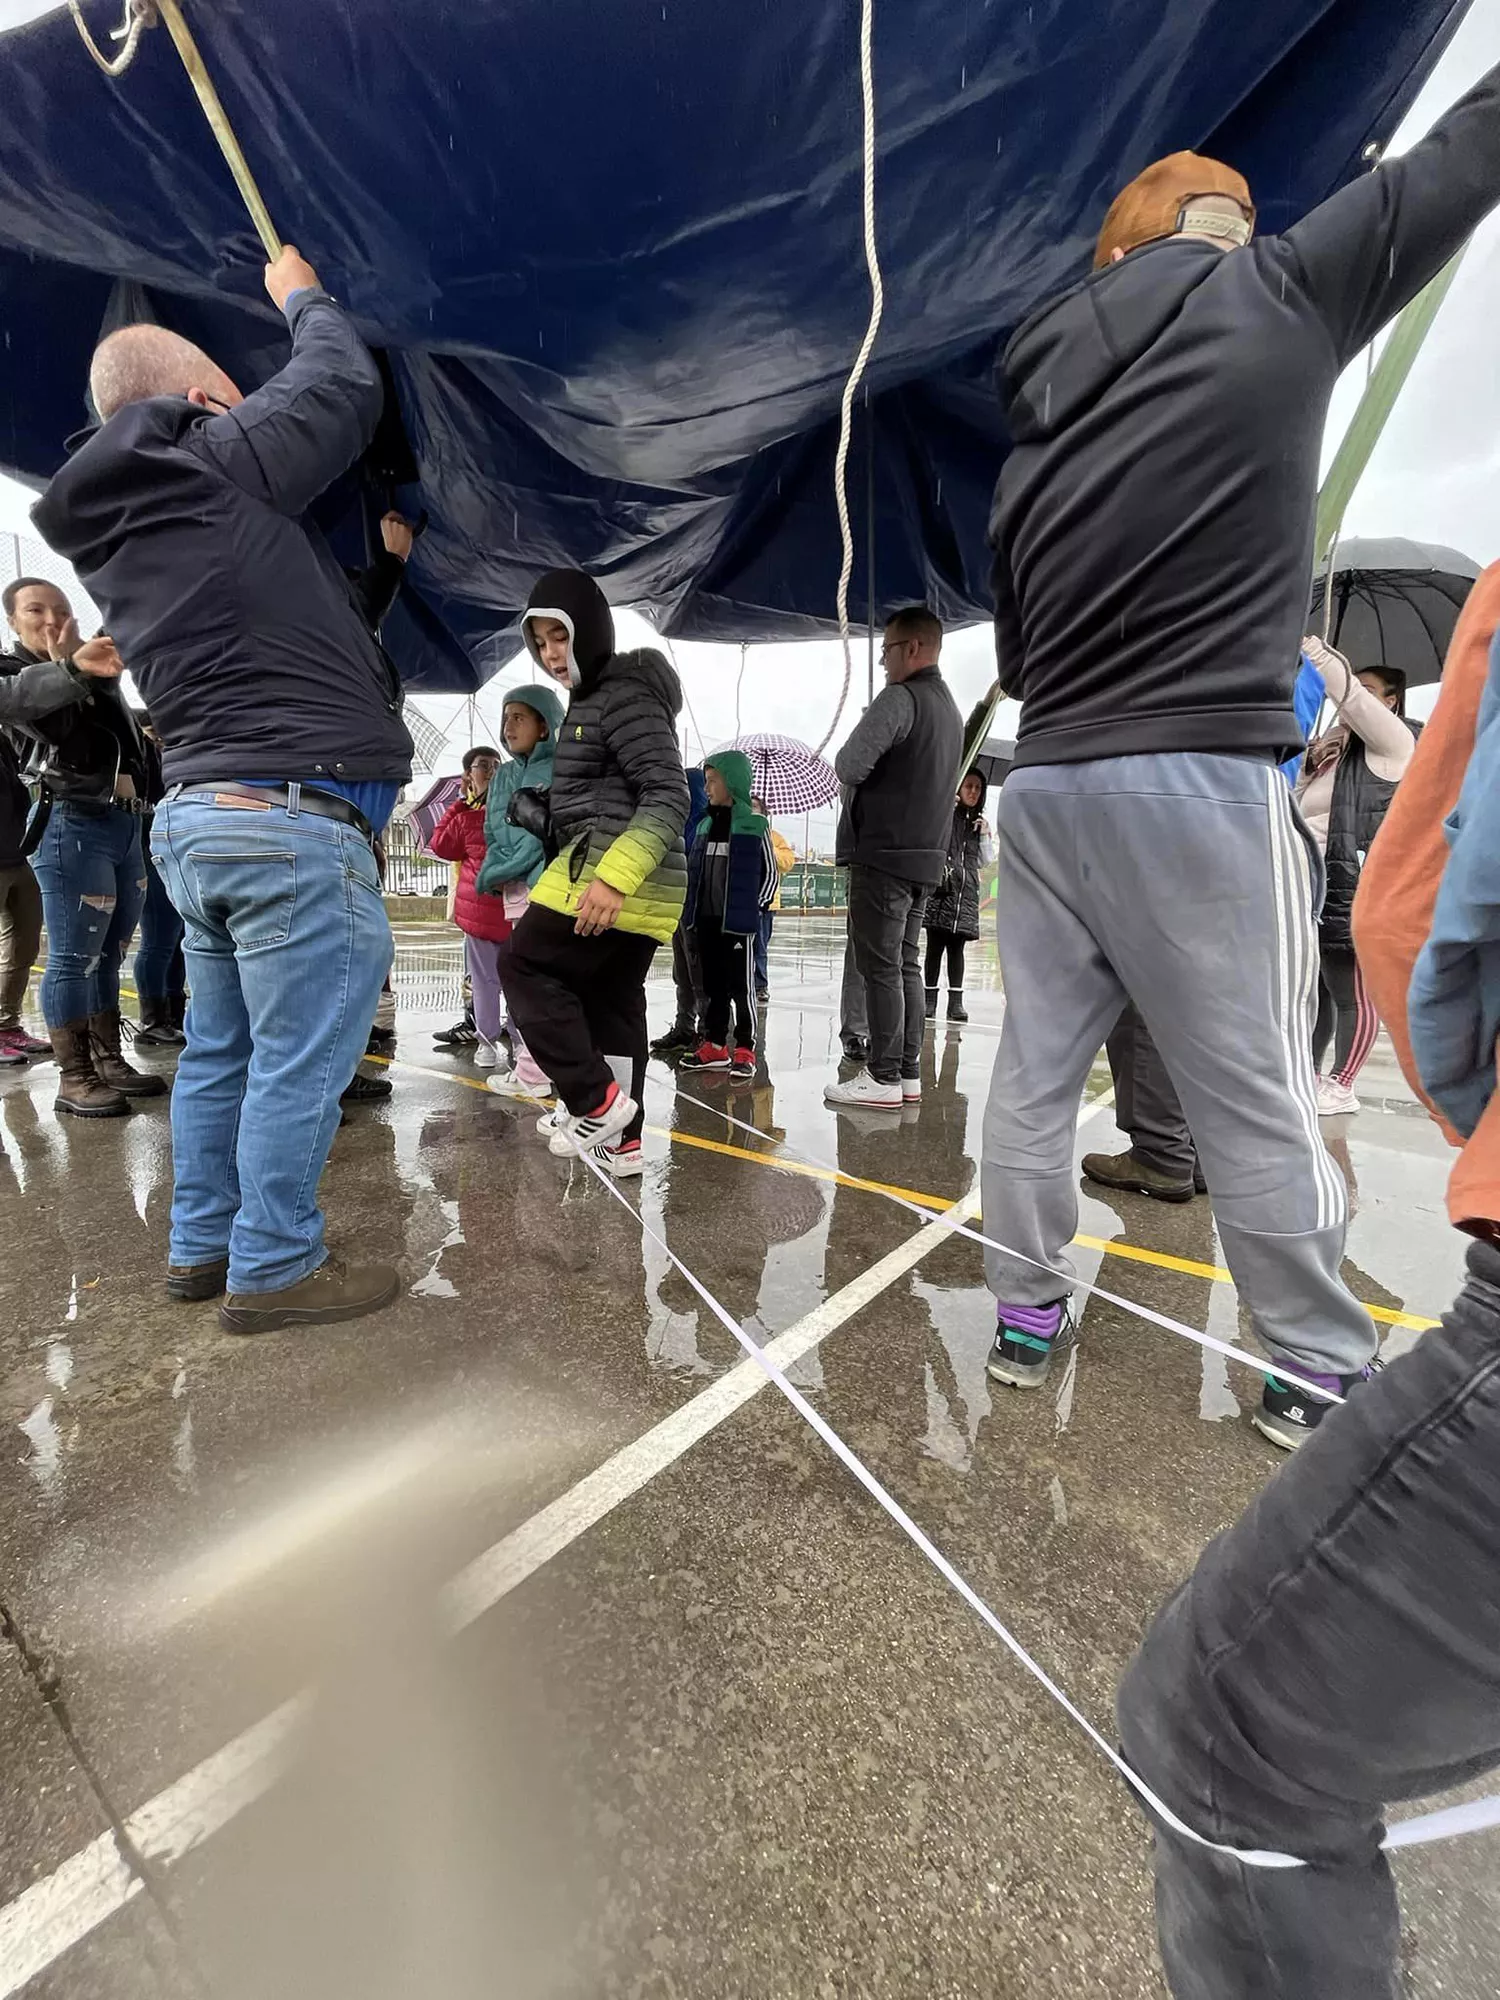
[374,1053,1439,1333]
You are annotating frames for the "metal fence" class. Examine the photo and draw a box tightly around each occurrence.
[382,816,451,898]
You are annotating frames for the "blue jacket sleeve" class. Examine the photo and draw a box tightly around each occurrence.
[1409,628,1500,1138]
[188,290,384,518]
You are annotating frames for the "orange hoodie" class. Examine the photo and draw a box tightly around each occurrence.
[1353,561,1500,1235]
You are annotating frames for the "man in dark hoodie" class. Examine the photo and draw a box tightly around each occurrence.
[498,570,689,1171]
[31,245,412,1333]
[979,62,1500,1449]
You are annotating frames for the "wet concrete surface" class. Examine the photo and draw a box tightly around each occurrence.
[0,914,1490,1995]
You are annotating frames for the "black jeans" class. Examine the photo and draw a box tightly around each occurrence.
[848,864,926,1084]
[923,927,967,990]
[695,920,755,1050]
[669,920,706,1035]
[1118,1238,1500,1999]
[499,904,656,1140]
[1106,1000,1199,1183]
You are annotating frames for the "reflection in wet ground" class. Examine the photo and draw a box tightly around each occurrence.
[0,915,1487,1996]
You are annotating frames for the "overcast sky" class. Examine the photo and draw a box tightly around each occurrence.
[3,0,1497,834]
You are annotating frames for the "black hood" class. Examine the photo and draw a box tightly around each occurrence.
[614,645,683,719]
[1001,235,1226,444]
[523,568,615,694]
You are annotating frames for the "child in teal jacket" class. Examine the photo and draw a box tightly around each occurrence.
[477,681,566,1094]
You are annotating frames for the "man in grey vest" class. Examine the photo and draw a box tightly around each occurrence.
[827,606,962,1110]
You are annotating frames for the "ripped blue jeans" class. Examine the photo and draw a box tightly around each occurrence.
[30,803,146,1027]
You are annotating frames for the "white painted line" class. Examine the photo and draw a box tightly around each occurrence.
[0,1166,996,1992]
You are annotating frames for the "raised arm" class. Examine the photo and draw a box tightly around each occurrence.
[191,248,384,518]
[1278,61,1500,366]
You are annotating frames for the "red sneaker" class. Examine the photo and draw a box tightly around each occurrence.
[0,1026,50,1058]
[729,1047,757,1081]
[678,1041,731,1071]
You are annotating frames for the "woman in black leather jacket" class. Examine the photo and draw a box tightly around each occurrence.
[3,578,166,1118]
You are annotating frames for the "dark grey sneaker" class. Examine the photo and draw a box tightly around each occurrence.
[219,1258,400,1335]
[1252,1362,1379,1451]
[986,1302,1076,1390]
[1081,1148,1197,1204]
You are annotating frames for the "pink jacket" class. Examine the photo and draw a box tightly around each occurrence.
[428,795,511,943]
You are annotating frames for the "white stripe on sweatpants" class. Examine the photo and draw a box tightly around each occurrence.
[1265,769,1342,1232]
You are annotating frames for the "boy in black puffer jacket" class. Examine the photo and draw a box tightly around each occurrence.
[498,570,689,1173]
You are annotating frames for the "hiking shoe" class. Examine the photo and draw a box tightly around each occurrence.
[987,1301,1074,1391]
[824,1069,902,1110]
[1253,1362,1378,1451]
[729,1047,757,1082]
[0,1025,51,1058]
[219,1257,400,1334]
[166,1258,229,1302]
[434,1017,478,1048]
[680,1041,731,1071]
[1081,1148,1197,1204]
[901,1075,922,1101]
[650,1025,699,1058]
[51,1021,130,1119]
[341,1070,393,1104]
[1316,1077,1360,1118]
[88,1010,167,1097]
[552,1082,637,1158]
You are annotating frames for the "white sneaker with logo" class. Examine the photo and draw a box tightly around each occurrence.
[1316,1077,1360,1118]
[901,1075,922,1101]
[823,1069,903,1111]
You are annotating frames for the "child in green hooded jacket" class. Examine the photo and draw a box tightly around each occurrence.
[678,750,779,1082]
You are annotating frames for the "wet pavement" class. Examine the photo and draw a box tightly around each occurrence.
[0,914,1490,1996]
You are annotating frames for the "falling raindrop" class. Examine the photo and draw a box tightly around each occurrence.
[961,64,967,90]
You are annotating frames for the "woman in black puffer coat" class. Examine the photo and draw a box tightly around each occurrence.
[922,768,995,1024]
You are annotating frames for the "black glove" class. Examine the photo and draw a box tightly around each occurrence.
[507,785,557,859]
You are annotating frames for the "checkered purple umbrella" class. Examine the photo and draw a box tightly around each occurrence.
[407,774,466,851]
[715,733,839,814]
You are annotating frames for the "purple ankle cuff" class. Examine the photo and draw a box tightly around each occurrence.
[998,1300,1063,1338]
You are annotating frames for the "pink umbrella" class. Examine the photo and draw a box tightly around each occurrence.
[407,774,466,851]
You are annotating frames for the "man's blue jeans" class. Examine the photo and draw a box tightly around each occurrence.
[151,796,393,1294]
[30,804,146,1025]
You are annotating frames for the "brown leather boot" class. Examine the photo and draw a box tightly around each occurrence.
[219,1257,400,1335]
[88,1010,168,1097]
[52,1022,130,1120]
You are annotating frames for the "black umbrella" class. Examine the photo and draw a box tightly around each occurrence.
[1308,537,1480,688]
[973,736,1017,790]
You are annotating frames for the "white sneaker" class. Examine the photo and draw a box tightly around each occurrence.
[824,1069,903,1111]
[488,1069,546,1100]
[553,1084,638,1157]
[1316,1077,1360,1117]
[901,1075,922,1101]
[535,1105,565,1136]
[473,1043,501,1069]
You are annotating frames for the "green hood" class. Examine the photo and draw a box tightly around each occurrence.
[700,751,767,838]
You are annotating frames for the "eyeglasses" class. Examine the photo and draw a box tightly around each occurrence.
[880,640,911,661]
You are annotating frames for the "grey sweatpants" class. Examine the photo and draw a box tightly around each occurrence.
[981,753,1375,1377]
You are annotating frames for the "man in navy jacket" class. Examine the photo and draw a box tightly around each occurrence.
[33,246,412,1334]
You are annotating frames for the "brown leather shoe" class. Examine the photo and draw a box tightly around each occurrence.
[1081,1148,1197,1204]
[88,1010,167,1097]
[51,1021,130,1119]
[218,1257,400,1335]
[166,1259,230,1301]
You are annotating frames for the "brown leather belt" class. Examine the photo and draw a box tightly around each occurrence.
[168,781,373,844]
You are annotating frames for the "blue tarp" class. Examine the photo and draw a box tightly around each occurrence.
[0,1,1472,688]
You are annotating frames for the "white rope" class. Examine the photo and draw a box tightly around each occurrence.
[815,0,884,757]
[662,1076,1349,1407]
[67,0,153,77]
[564,1119,1500,1866]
